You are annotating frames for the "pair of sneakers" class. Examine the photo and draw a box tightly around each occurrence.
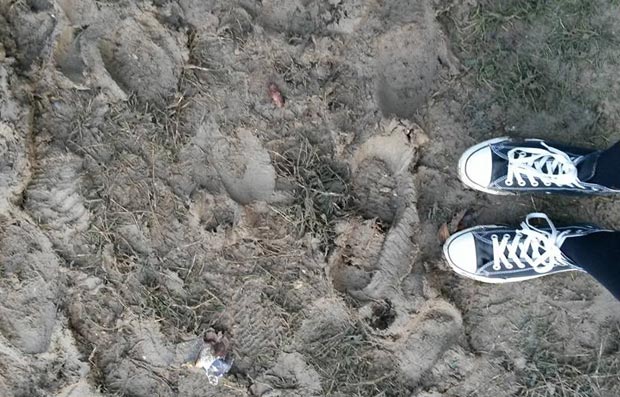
[443,137,618,284]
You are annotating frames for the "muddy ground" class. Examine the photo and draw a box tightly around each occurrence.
[0,0,619,396]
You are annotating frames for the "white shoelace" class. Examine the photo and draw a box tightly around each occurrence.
[505,142,584,188]
[491,213,574,273]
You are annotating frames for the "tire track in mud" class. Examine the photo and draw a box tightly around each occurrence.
[0,3,193,395]
[0,147,96,397]
[0,66,35,213]
[223,1,473,394]
[0,32,112,396]
[328,118,464,388]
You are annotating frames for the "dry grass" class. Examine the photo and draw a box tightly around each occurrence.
[141,283,225,335]
[272,135,352,254]
[301,318,408,396]
[518,318,620,397]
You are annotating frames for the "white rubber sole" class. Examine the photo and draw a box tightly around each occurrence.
[442,225,581,284]
[457,137,514,196]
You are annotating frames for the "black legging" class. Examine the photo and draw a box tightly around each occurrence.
[562,231,620,299]
[590,140,620,188]
[563,140,620,299]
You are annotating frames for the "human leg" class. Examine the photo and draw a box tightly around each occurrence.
[561,231,620,299]
[589,140,620,189]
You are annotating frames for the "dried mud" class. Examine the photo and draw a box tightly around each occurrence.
[0,0,619,396]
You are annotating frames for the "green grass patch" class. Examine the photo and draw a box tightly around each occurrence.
[456,0,617,112]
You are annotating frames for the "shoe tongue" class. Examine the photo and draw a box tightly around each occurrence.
[577,151,602,182]
[475,234,494,270]
[490,151,508,182]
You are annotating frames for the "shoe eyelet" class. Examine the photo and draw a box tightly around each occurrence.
[503,234,510,239]
[518,181,526,186]
[531,181,539,187]
[493,264,501,271]
[505,265,513,269]
[505,180,513,186]
[544,182,552,186]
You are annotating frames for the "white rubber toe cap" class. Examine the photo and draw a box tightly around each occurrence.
[462,147,493,188]
[444,232,478,275]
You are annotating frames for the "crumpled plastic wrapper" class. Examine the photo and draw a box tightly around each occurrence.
[194,331,233,385]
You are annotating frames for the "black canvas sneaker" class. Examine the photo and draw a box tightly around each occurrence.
[443,213,605,284]
[458,137,620,195]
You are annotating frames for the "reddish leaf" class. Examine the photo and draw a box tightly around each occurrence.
[268,82,284,108]
[438,222,450,244]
